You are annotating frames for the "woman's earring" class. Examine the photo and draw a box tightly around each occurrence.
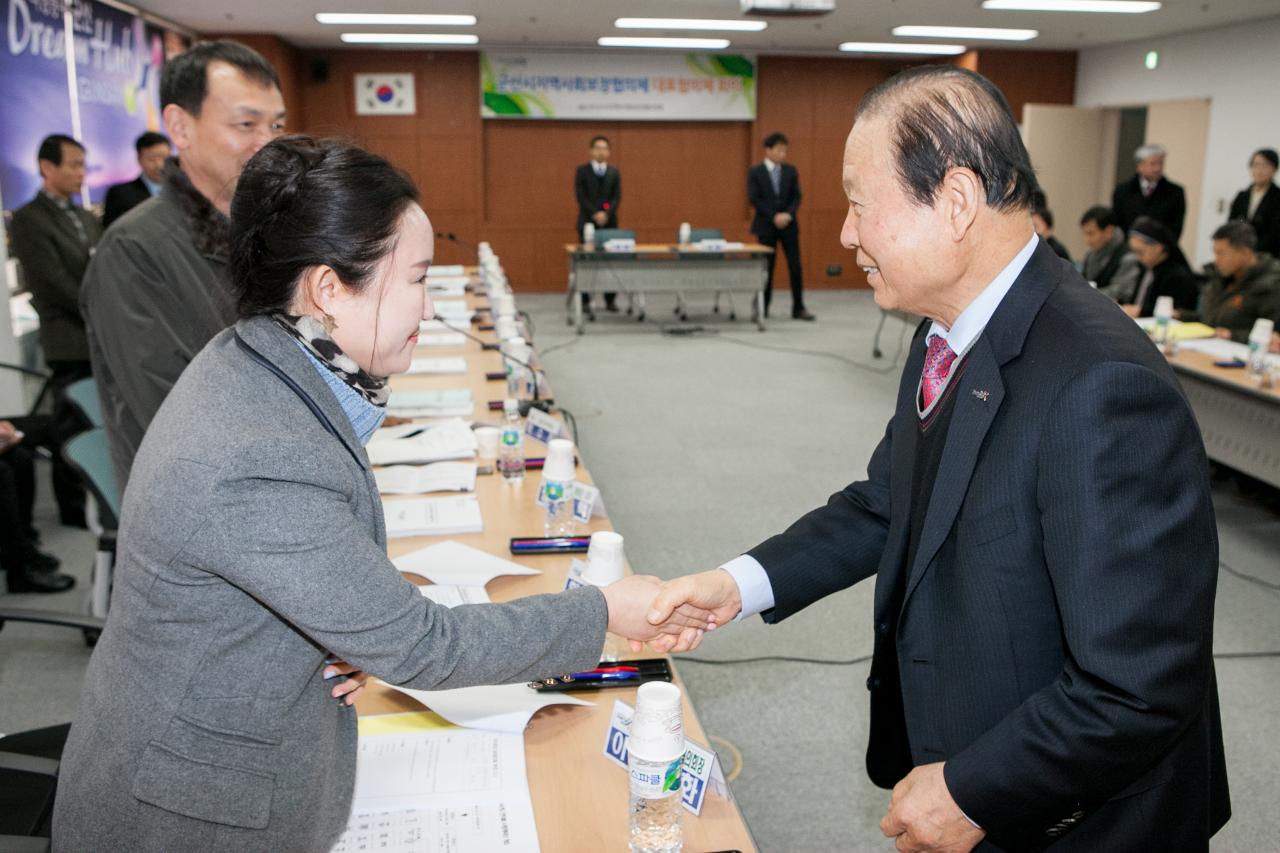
[321,312,339,334]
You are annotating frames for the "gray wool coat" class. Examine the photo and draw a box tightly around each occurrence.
[52,316,607,852]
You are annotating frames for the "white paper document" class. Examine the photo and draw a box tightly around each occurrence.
[407,356,468,375]
[431,300,475,322]
[367,420,477,466]
[388,388,474,418]
[375,462,478,495]
[419,332,467,348]
[418,583,492,607]
[386,681,593,734]
[383,496,483,539]
[332,728,539,853]
[393,540,540,587]
[426,264,466,277]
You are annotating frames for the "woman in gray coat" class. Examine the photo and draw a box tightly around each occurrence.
[52,136,708,851]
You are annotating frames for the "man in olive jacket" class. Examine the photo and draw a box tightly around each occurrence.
[1185,221,1280,342]
[79,41,285,488]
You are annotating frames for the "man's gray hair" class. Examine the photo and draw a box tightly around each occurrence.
[1134,143,1167,162]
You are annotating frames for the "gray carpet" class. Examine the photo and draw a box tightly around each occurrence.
[2,289,1276,851]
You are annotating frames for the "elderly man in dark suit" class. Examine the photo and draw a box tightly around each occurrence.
[649,65,1228,852]
[748,132,814,320]
[9,133,102,529]
[1112,143,1187,240]
[574,134,621,312]
[102,131,171,229]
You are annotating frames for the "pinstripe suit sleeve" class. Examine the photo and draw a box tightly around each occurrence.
[747,417,893,622]
[943,360,1218,846]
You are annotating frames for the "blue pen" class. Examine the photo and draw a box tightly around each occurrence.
[565,671,639,682]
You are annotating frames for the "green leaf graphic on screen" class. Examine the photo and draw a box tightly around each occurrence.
[484,91,528,115]
[712,55,754,80]
[684,53,756,115]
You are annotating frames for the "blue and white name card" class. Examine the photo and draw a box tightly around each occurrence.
[524,407,561,444]
[602,700,730,816]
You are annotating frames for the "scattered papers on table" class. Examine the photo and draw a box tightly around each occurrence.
[406,356,467,375]
[418,332,467,348]
[383,496,483,538]
[385,681,593,734]
[1135,317,1216,341]
[431,300,475,323]
[1175,337,1251,361]
[333,728,540,853]
[393,540,540,587]
[418,583,492,607]
[366,419,476,466]
[387,388,474,418]
[426,264,465,277]
[375,461,478,495]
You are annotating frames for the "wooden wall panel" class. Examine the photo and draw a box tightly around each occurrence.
[278,49,1076,292]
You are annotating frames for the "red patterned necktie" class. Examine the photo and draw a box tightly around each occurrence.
[921,334,957,410]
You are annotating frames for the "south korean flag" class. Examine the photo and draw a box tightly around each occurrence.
[355,73,416,115]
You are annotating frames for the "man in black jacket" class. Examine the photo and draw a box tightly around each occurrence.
[748,133,814,320]
[10,133,102,527]
[574,135,620,312]
[1112,143,1187,240]
[80,41,285,489]
[102,131,171,230]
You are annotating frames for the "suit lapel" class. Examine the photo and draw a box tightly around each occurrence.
[36,193,84,248]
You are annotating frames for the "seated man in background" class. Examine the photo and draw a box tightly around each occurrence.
[1124,216,1200,318]
[1183,221,1280,341]
[80,40,285,490]
[102,131,171,229]
[1079,205,1141,303]
[0,420,72,593]
[1031,206,1070,262]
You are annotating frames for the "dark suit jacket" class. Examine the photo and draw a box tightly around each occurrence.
[9,192,102,362]
[747,161,800,238]
[574,163,620,232]
[747,241,1228,851]
[1228,182,1280,257]
[1113,175,1187,241]
[102,176,154,230]
[1137,257,1201,317]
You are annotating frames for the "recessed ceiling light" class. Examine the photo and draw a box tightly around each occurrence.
[598,37,731,49]
[839,42,967,55]
[981,1,1160,13]
[892,25,1038,41]
[339,33,480,45]
[614,18,766,32]
[317,13,477,26]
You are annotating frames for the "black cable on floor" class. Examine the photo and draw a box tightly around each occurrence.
[675,654,872,666]
[1220,560,1280,592]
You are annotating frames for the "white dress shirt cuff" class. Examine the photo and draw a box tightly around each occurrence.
[720,554,775,620]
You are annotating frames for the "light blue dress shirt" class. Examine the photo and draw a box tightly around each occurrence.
[721,232,1040,619]
[296,342,386,445]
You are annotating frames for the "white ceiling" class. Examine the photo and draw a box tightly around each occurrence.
[147,0,1280,53]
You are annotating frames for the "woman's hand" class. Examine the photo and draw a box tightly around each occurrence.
[600,575,714,653]
[324,660,368,706]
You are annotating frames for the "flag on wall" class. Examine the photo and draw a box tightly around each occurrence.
[355,73,416,116]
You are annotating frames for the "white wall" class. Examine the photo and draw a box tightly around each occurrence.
[1076,15,1280,267]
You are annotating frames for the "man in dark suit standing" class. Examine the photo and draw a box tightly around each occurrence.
[10,134,103,529]
[748,133,814,320]
[102,131,171,230]
[1112,143,1187,241]
[574,134,620,312]
[649,66,1228,851]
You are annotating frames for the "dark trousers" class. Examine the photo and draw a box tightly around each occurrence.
[45,359,92,522]
[0,445,37,574]
[758,225,805,314]
[577,220,617,310]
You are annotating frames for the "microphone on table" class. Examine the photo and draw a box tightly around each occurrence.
[434,320,553,415]
[435,231,480,261]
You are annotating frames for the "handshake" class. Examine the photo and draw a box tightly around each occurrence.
[597,569,745,654]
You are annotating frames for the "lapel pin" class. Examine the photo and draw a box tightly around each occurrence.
[972,389,990,402]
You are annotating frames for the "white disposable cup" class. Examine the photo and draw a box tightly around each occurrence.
[630,682,684,758]
[491,294,516,319]
[474,426,500,458]
[543,438,576,482]
[582,531,625,585]
[1249,317,1274,344]
[495,316,519,341]
[1154,295,1174,321]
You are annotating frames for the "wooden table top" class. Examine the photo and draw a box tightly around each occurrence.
[565,242,774,256]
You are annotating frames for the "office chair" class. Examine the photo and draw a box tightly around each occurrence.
[0,723,69,852]
[61,378,102,429]
[58,429,119,641]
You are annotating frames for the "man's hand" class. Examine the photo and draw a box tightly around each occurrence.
[593,211,608,226]
[636,569,744,654]
[880,763,985,853]
[0,421,23,455]
[1270,331,1280,354]
[324,661,368,707]
[601,575,714,652]
[773,212,792,230]
[1214,327,1233,339]
[1120,303,1141,319]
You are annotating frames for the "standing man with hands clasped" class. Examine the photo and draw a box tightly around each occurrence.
[748,132,814,321]
[574,134,621,314]
[646,65,1229,851]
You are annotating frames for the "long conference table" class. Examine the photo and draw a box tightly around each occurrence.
[564,242,773,334]
[1163,347,1280,489]
[355,265,758,852]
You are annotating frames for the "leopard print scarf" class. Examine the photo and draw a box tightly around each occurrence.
[271,313,390,407]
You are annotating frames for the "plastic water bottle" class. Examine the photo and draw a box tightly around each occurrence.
[583,222,595,247]
[502,338,532,401]
[628,682,684,853]
[1247,318,1274,379]
[678,222,691,246]
[540,439,576,536]
[1152,295,1174,348]
[498,399,525,483]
